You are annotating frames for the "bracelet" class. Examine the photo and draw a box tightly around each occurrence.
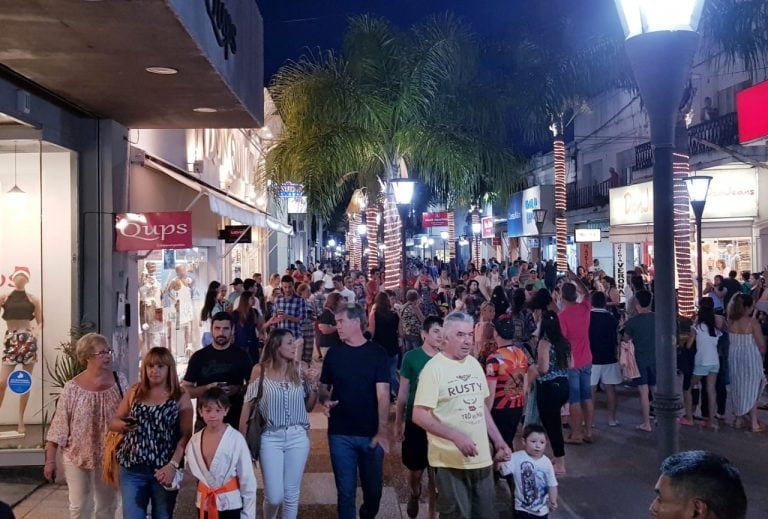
[169,460,179,470]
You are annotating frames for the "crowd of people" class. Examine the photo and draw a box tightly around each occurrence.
[39,255,765,519]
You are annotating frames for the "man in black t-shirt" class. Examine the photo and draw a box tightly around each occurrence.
[319,303,390,519]
[182,312,253,430]
[588,291,621,426]
[721,270,743,309]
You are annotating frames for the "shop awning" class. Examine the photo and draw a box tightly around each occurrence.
[142,153,293,236]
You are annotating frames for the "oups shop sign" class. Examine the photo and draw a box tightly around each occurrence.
[115,212,193,251]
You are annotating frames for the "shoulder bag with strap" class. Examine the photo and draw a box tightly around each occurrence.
[102,372,133,489]
[245,364,266,461]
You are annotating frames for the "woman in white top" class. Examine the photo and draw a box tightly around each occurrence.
[681,299,723,430]
[239,329,320,519]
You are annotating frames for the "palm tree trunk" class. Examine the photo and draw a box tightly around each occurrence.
[673,118,695,318]
[347,212,362,271]
[471,211,481,267]
[448,210,456,260]
[382,197,402,291]
[366,205,379,270]
[553,131,568,270]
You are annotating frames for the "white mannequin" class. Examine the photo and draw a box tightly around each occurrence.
[0,269,43,436]
[138,262,163,355]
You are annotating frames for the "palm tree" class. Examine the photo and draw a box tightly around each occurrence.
[495,3,634,270]
[267,13,519,288]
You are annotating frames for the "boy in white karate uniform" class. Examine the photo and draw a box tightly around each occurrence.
[186,388,257,519]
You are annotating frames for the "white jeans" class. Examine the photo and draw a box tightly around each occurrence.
[259,426,310,519]
[63,459,119,519]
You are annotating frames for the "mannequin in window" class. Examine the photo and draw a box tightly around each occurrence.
[163,264,195,358]
[0,267,43,437]
[138,262,163,354]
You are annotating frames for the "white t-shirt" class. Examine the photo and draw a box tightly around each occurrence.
[312,270,325,283]
[336,288,355,303]
[694,323,721,366]
[500,451,558,516]
[323,274,334,290]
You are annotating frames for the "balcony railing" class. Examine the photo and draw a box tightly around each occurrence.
[566,179,611,211]
[631,112,740,171]
[688,111,739,155]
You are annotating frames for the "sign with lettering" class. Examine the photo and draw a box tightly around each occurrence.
[115,212,192,251]
[219,225,252,244]
[507,185,554,237]
[614,243,626,300]
[579,243,593,270]
[205,0,237,60]
[481,217,495,239]
[278,183,304,198]
[610,169,758,226]
[422,211,449,227]
[575,228,601,242]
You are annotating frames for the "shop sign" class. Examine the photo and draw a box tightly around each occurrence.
[115,212,192,251]
[481,217,494,239]
[575,228,601,242]
[492,237,502,246]
[579,243,593,269]
[507,185,554,237]
[614,243,626,299]
[205,0,237,60]
[737,80,768,145]
[219,225,252,244]
[277,183,304,198]
[422,211,449,227]
[7,370,32,395]
[610,170,757,226]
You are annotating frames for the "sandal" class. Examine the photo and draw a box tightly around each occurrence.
[677,417,695,427]
[564,437,584,445]
[635,424,652,432]
[583,436,594,444]
[750,422,765,433]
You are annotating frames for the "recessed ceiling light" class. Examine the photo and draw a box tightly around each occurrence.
[193,107,217,113]
[146,66,178,75]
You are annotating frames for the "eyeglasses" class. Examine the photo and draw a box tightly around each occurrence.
[92,349,113,357]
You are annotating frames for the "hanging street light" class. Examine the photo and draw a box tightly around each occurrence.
[683,175,712,299]
[533,208,548,264]
[614,0,706,459]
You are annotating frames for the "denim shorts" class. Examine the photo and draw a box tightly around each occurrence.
[693,363,720,376]
[567,365,593,403]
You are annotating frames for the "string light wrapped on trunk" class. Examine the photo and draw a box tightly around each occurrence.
[673,152,695,318]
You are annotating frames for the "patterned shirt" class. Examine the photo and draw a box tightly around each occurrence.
[485,346,529,409]
[117,398,180,469]
[274,294,308,338]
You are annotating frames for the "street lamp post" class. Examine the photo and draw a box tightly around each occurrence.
[428,238,434,260]
[421,236,428,260]
[471,221,482,267]
[390,177,417,290]
[684,175,712,299]
[614,0,705,459]
[440,230,449,266]
[533,208,548,264]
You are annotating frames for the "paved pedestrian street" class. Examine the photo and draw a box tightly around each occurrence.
[12,385,768,518]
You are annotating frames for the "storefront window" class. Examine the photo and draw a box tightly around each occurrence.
[137,248,209,367]
[694,238,752,282]
[0,140,76,451]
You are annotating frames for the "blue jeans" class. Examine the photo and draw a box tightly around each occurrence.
[567,364,593,404]
[119,465,178,519]
[388,356,400,399]
[328,435,384,519]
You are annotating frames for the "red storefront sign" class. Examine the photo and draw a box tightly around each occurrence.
[422,211,449,227]
[115,212,192,251]
[481,217,494,239]
[737,80,768,144]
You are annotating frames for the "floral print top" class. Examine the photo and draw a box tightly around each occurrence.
[117,398,180,469]
[46,373,127,470]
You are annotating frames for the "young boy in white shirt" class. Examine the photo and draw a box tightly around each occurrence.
[185,388,257,519]
[499,424,559,518]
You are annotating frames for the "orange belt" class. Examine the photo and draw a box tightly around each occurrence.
[197,476,240,519]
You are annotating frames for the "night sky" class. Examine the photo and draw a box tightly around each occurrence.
[259,0,622,83]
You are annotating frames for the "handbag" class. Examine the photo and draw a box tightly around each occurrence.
[102,372,131,489]
[245,364,266,461]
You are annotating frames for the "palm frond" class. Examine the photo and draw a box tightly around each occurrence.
[701,0,768,73]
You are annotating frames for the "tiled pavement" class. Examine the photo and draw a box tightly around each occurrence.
[12,385,768,518]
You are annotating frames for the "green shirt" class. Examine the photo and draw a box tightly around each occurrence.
[624,312,656,369]
[401,347,435,422]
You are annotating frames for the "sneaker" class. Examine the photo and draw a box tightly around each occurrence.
[407,494,420,518]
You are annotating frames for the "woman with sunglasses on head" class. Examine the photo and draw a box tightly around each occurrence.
[44,333,127,518]
[109,347,193,519]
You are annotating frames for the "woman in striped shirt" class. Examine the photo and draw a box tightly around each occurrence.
[239,329,320,518]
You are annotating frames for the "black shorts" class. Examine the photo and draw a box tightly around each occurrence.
[402,420,429,472]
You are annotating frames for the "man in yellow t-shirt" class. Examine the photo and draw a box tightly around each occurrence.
[413,311,512,519]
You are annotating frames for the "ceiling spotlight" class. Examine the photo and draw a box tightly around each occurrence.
[145,66,178,75]
[193,107,217,113]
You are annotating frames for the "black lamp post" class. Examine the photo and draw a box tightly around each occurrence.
[684,175,712,298]
[614,0,705,459]
[441,230,449,265]
[533,208,548,263]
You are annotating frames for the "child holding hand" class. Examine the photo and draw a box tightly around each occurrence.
[499,424,559,518]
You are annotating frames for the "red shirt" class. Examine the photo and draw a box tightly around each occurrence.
[366,279,379,306]
[559,298,592,369]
